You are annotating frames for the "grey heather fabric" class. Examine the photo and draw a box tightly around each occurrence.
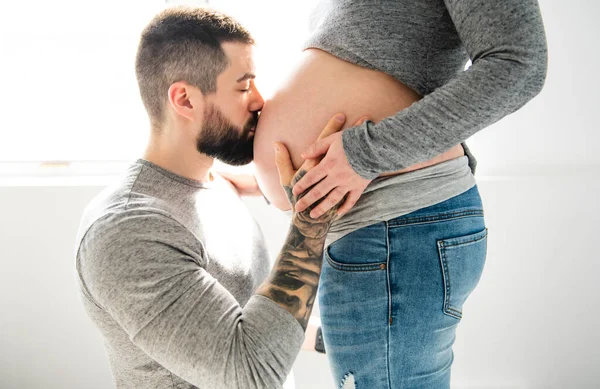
[75,159,304,389]
[303,0,548,179]
[326,156,476,246]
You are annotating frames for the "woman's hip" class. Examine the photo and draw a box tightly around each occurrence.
[318,185,488,387]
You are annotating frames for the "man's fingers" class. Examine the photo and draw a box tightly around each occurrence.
[309,187,348,219]
[292,164,327,196]
[295,178,337,213]
[274,143,295,186]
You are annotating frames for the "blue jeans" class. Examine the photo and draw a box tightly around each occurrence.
[319,185,487,389]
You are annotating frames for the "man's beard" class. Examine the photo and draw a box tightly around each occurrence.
[196,104,258,166]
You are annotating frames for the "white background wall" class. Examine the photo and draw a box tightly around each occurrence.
[1,0,599,388]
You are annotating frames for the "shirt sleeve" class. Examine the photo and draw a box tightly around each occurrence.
[77,210,305,389]
[341,0,548,179]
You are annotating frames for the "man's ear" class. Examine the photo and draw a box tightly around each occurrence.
[167,81,203,121]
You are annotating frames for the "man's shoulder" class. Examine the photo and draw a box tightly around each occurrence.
[74,202,206,320]
[78,206,190,255]
[75,162,184,248]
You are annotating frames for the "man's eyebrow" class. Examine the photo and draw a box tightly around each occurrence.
[236,73,256,83]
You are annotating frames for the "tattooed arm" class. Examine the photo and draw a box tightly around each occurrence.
[255,113,351,331]
[78,113,359,389]
[255,171,337,330]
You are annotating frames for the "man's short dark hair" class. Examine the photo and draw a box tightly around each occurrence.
[135,7,254,124]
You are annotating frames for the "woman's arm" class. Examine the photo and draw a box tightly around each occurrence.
[342,0,548,179]
[292,0,548,217]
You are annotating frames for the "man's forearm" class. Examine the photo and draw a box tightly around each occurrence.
[255,223,326,331]
[256,170,337,331]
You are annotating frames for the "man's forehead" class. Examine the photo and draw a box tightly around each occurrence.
[220,42,256,82]
[222,42,255,66]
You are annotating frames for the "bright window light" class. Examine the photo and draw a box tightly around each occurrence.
[0,0,319,163]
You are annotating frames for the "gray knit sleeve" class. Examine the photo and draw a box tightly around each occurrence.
[342,0,548,179]
[77,211,304,389]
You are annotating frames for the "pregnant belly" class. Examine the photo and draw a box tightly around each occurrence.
[253,48,464,210]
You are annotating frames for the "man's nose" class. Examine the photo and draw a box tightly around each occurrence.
[249,86,264,112]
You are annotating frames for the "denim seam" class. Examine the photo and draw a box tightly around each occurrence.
[439,229,488,248]
[437,241,461,319]
[385,220,392,389]
[437,228,488,319]
[324,250,387,272]
[388,210,484,228]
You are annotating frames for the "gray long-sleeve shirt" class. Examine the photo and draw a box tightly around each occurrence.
[303,0,548,179]
[75,1,548,386]
[75,159,304,389]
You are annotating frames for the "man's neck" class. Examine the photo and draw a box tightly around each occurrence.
[143,134,214,183]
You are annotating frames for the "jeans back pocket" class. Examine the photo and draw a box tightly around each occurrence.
[437,228,488,319]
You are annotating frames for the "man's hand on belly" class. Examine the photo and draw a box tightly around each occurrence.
[293,116,373,219]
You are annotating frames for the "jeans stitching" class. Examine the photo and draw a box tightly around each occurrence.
[440,229,488,248]
[438,241,460,319]
[324,248,387,272]
[445,307,462,315]
[437,228,488,320]
[385,220,392,389]
[388,210,484,228]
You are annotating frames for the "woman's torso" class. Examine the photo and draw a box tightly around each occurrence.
[253,49,465,210]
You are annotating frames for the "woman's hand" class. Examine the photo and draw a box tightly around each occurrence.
[218,172,262,197]
[292,117,373,218]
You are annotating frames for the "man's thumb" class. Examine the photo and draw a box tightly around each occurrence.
[274,143,294,185]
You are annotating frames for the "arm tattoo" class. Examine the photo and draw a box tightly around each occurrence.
[256,170,342,331]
